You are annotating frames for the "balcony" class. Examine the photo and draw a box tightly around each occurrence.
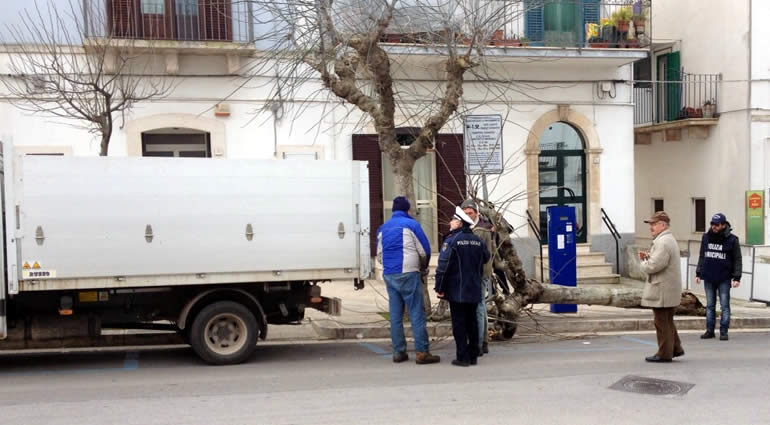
[633,71,721,143]
[380,0,651,54]
[84,0,254,53]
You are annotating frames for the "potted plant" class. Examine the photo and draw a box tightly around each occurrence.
[703,99,716,118]
[632,1,647,36]
[520,36,530,47]
[599,18,618,47]
[611,7,633,33]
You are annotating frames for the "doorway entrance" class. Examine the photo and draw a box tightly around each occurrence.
[538,122,587,244]
[141,128,211,157]
[381,152,438,251]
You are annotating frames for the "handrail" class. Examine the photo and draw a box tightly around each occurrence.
[526,210,544,281]
[600,208,621,274]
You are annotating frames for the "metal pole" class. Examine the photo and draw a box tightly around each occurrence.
[481,174,489,201]
[750,246,756,301]
[686,240,691,290]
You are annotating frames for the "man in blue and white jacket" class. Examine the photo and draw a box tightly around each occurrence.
[377,196,440,365]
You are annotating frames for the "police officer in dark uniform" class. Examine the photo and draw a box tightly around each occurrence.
[695,212,742,341]
[434,206,490,367]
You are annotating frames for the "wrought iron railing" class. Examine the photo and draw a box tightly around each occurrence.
[381,0,651,49]
[84,0,253,43]
[634,71,721,126]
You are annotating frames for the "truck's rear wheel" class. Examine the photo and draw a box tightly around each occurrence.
[190,301,258,365]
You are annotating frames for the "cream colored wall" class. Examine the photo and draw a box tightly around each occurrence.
[635,0,757,244]
[634,112,750,243]
[1,49,638,246]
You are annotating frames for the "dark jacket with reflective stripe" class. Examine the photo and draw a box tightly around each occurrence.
[434,226,490,304]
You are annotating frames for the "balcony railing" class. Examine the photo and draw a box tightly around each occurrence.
[634,71,720,126]
[380,0,651,49]
[84,0,253,43]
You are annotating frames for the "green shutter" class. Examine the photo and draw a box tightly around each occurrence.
[664,52,681,121]
[525,0,544,44]
[582,0,600,44]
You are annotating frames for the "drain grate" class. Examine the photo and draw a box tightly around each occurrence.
[609,375,694,396]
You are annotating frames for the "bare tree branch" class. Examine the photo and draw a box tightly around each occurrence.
[1,0,172,155]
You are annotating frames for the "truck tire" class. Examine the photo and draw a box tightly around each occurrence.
[189,301,259,365]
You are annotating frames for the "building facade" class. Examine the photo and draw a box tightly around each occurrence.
[633,0,769,245]
[1,0,653,280]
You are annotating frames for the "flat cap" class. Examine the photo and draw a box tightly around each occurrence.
[644,211,670,224]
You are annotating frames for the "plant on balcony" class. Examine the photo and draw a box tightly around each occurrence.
[632,1,648,36]
[520,36,530,47]
[703,99,716,118]
[591,18,615,48]
[610,7,633,34]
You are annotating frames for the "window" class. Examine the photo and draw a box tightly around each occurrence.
[141,0,165,14]
[693,198,706,232]
[277,145,323,160]
[175,0,198,15]
[14,146,72,156]
[653,198,664,213]
[141,132,211,157]
[282,152,317,160]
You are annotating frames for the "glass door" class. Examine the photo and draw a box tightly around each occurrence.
[538,122,587,244]
[382,152,438,251]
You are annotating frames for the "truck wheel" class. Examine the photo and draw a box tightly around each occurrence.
[190,301,259,365]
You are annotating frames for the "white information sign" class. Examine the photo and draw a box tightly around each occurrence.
[464,114,504,175]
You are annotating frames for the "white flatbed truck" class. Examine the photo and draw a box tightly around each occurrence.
[0,145,371,364]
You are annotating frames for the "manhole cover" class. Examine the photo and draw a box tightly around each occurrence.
[609,375,694,396]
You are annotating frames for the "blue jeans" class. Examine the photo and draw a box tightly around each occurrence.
[476,277,491,349]
[384,272,430,354]
[704,280,731,333]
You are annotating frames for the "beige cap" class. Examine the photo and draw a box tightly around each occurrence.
[644,211,671,224]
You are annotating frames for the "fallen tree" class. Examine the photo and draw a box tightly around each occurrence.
[430,203,705,338]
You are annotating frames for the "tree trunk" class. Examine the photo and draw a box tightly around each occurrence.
[429,204,706,337]
[386,151,431,314]
[100,133,109,156]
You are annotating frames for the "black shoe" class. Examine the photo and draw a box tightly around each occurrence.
[451,359,470,367]
[482,343,489,354]
[700,331,715,339]
[392,352,408,363]
[645,355,672,363]
[470,358,478,366]
[673,350,685,358]
[720,333,729,341]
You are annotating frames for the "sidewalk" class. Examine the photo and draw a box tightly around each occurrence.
[266,278,770,342]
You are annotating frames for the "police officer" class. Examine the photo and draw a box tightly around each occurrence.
[434,206,490,367]
[695,212,742,341]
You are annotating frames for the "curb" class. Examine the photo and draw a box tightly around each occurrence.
[312,316,770,340]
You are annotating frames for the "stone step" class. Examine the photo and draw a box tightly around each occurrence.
[536,253,608,265]
[540,244,592,255]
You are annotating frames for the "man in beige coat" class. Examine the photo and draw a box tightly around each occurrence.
[639,211,684,363]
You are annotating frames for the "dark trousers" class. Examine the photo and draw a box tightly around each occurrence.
[653,307,683,360]
[449,301,479,363]
[493,266,510,295]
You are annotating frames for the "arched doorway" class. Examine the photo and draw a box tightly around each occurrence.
[538,122,587,244]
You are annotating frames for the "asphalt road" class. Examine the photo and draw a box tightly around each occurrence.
[1,330,769,425]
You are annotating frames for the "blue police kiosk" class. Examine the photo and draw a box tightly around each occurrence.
[547,206,578,313]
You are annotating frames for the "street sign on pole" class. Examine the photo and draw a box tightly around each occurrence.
[464,114,503,175]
